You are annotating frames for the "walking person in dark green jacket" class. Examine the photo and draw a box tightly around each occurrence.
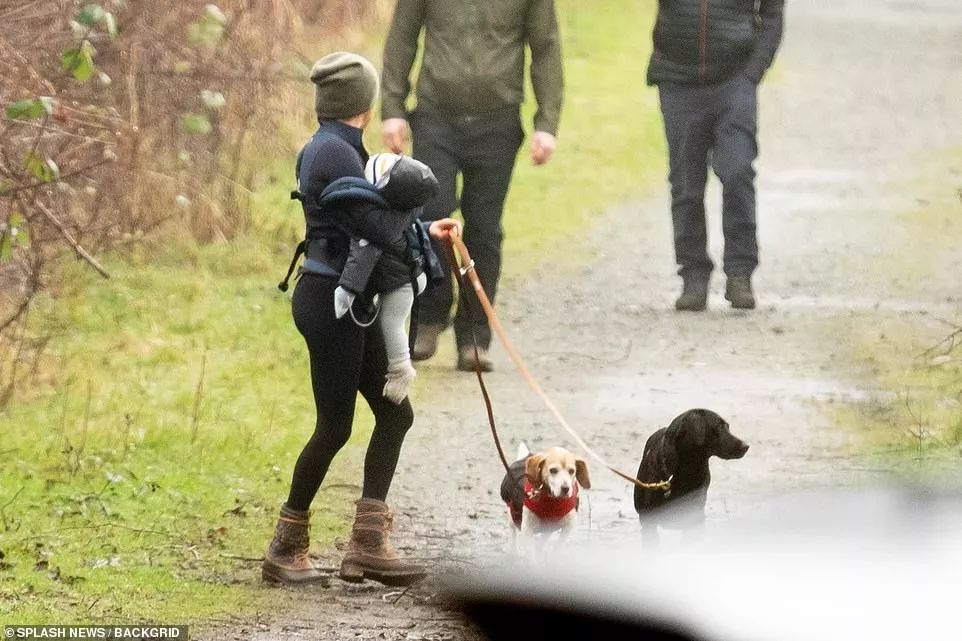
[649,0,784,311]
[380,0,563,371]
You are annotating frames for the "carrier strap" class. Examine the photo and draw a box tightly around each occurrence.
[277,240,307,292]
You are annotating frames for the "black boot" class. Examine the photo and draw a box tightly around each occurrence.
[725,275,756,310]
[675,275,709,312]
[411,323,442,361]
[456,346,493,373]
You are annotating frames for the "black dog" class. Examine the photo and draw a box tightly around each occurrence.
[634,409,748,546]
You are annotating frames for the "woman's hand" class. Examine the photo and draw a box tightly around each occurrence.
[428,218,462,241]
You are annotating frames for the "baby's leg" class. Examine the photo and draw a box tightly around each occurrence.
[380,284,417,404]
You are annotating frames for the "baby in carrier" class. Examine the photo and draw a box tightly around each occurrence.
[331,153,440,404]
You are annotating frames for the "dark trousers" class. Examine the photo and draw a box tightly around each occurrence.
[659,74,759,279]
[410,107,523,349]
[286,274,414,511]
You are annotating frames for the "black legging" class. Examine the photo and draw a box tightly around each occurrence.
[286,273,414,511]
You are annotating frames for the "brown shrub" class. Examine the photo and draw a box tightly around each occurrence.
[0,0,383,404]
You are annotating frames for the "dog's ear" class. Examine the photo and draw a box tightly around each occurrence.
[574,456,591,489]
[671,409,708,451]
[688,410,709,446]
[525,454,546,486]
[701,410,730,443]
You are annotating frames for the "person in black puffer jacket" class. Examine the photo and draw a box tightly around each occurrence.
[647,0,784,311]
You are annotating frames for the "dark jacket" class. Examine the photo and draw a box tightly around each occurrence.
[293,121,412,296]
[381,0,564,135]
[317,178,423,294]
[646,0,784,86]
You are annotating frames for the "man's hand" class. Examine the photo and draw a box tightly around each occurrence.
[382,118,410,153]
[428,218,462,241]
[530,131,557,166]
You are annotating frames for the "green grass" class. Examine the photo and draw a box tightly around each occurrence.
[829,149,962,470]
[840,322,960,463]
[0,0,664,624]
[0,235,365,623]
[503,1,663,272]
[836,315,962,472]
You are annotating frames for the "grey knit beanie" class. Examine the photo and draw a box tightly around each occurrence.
[310,52,379,121]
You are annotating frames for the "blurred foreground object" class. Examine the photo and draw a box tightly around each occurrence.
[446,487,962,641]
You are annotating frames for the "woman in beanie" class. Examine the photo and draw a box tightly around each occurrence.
[263,52,460,586]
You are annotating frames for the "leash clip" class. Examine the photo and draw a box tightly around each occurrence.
[459,259,475,276]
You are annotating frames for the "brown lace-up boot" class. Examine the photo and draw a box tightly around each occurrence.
[262,504,328,585]
[339,498,427,586]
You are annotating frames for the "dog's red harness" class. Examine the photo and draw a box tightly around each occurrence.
[508,480,579,527]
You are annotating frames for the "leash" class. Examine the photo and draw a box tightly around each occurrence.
[444,237,537,500]
[445,230,672,494]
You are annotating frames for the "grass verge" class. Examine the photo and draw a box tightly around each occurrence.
[829,149,962,476]
[504,0,663,274]
[0,0,664,624]
[0,234,365,623]
[837,315,962,479]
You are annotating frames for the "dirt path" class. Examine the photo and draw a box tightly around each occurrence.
[202,2,962,638]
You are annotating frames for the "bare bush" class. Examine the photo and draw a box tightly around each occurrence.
[0,0,381,405]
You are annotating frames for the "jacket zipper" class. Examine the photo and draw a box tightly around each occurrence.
[698,0,709,84]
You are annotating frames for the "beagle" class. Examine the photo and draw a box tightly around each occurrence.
[500,443,591,560]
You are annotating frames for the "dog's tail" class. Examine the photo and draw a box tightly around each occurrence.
[516,441,530,461]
